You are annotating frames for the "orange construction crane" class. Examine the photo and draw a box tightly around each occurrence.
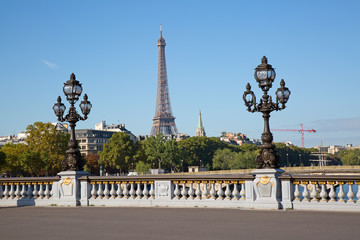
[271,124,316,148]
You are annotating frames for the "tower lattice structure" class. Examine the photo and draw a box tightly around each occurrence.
[150,26,178,137]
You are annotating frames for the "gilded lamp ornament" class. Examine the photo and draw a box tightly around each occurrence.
[243,56,291,168]
[53,73,92,171]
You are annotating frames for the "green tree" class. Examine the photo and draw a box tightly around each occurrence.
[164,140,185,172]
[178,137,229,169]
[99,132,137,174]
[0,143,28,176]
[25,122,69,174]
[145,134,166,169]
[135,161,151,175]
[19,150,43,176]
[338,149,360,165]
[212,148,235,170]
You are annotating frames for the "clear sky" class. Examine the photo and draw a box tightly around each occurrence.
[1,0,359,148]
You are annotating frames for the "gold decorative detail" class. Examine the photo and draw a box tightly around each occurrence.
[201,181,208,184]
[301,181,309,185]
[231,181,238,184]
[63,177,72,185]
[3,183,8,185]
[128,181,134,184]
[327,181,335,185]
[319,181,326,185]
[238,180,245,184]
[224,181,231,184]
[346,182,354,185]
[293,181,300,184]
[356,182,360,185]
[90,182,96,184]
[14,182,20,185]
[96,181,102,184]
[115,181,121,184]
[194,181,200,184]
[9,183,13,185]
[337,181,345,185]
[216,181,222,184]
[187,181,193,184]
[310,181,317,184]
[109,181,115,184]
[209,181,215,184]
[259,176,271,185]
[173,181,179,184]
[179,181,186,184]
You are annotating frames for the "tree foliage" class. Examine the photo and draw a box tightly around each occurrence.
[135,161,151,175]
[84,153,100,175]
[25,122,69,174]
[337,149,360,165]
[99,132,138,173]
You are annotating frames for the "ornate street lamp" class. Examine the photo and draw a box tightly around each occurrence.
[53,73,92,171]
[243,56,290,168]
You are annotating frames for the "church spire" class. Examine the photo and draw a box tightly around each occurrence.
[195,110,206,137]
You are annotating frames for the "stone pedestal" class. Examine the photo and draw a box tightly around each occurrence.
[252,168,284,209]
[55,171,89,206]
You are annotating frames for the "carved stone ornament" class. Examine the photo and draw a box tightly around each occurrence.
[157,184,169,197]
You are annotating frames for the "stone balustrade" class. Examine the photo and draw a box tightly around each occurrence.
[82,174,254,208]
[1,170,360,211]
[281,174,360,211]
[0,177,59,206]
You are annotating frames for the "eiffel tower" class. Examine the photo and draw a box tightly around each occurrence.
[150,25,178,137]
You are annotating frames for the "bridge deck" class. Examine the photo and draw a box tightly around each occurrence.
[0,207,358,239]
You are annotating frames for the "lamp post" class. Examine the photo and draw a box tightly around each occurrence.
[243,56,291,168]
[53,73,92,171]
[286,153,289,167]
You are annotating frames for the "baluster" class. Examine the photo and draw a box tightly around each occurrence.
[188,182,194,199]
[338,182,345,202]
[3,184,9,199]
[217,182,224,200]
[45,183,51,199]
[328,183,336,201]
[240,182,246,200]
[90,182,97,199]
[104,182,110,199]
[116,182,123,198]
[195,182,202,199]
[310,182,319,202]
[294,182,301,201]
[15,183,21,199]
[302,182,309,202]
[174,182,181,199]
[27,183,33,198]
[232,182,239,200]
[136,183,142,199]
[202,182,209,199]
[110,182,116,198]
[0,184,4,199]
[49,182,53,198]
[225,182,231,200]
[347,182,355,203]
[38,183,45,199]
[123,183,129,198]
[181,182,188,199]
[319,182,328,202]
[10,183,16,199]
[143,183,149,199]
[356,182,360,203]
[210,182,216,199]
[97,182,104,199]
[130,182,136,199]
[149,182,155,199]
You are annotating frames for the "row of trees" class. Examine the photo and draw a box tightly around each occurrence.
[0,122,69,176]
[2,121,358,177]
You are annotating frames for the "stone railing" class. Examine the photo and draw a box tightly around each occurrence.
[0,176,60,206]
[1,169,360,211]
[81,174,254,208]
[281,174,360,211]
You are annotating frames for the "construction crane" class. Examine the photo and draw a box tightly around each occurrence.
[271,124,316,148]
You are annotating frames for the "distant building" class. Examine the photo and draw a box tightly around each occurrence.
[195,110,206,137]
[75,129,115,156]
[95,121,137,142]
[220,132,259,146]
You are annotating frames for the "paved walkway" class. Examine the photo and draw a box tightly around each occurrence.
[0,207,358,240]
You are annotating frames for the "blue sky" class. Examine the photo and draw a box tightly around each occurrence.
[1,0,359,148]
